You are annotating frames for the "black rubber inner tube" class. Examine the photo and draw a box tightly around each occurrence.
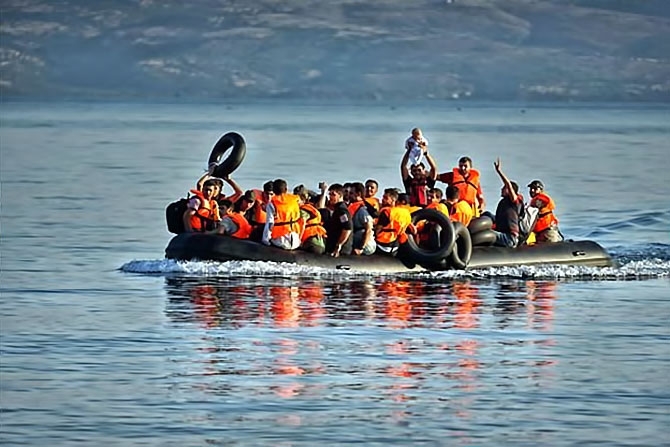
[467,215,493,234]
[448,222,473,269]
[471,229,497,246]
[209,132,247,177]
[403,209,456,265]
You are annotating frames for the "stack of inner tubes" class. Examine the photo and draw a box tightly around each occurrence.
[468,215,496,246]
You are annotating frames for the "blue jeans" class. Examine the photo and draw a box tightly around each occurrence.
[492,231,518,248]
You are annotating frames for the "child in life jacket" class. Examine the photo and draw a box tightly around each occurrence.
[404,127,428,167]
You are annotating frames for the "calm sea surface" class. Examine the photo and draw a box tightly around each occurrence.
[1,101,669,446]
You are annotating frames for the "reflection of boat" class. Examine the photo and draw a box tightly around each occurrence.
[165,232,613,273]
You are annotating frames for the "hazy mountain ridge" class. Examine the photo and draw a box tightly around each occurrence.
[2,0,669,101]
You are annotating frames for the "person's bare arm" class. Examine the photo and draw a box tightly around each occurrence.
[426,152,437,181]
[332,229,352,258]
[494,158,518,202]
[317,182,328,210]
[183,208,196,232]
[223,175,243,201]
[196,163,217,190]
[400,150,410,181]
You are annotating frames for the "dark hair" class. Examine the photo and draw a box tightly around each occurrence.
[397,193,410,204]
[445,185,460,201]
[352,182,365,198]
[263,180,274,193]
[203,179,220,189]
[273,178,287,195]
[365,179,378,188]
[383,188,398,200]
[328,183,344,195]
[233,199,247,212]
[510,181,519,194]
[429,187,443,200]
[458,156,472,166]
[293,184,309,201]
[217,198,233,210]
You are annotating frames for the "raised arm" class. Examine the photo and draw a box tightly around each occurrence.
[317,182,328,210]
[223,175,243,201]
[425,152,437,181]
[196,163,217,190]
[493,157,518,203]
[400,149,410,181]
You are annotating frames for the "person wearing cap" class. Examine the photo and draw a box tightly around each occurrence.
[437,156,485,217]
[527,180,562,243]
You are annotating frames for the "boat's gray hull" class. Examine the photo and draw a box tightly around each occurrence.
[165,233,614,273]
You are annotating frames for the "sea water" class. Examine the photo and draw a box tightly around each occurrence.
[1,101,669,446]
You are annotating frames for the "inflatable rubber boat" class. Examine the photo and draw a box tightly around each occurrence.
[165,131,614,272]
[165,232,613,272]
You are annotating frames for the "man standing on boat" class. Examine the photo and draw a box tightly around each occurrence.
[400,145,438,208]
[438,156,485,217]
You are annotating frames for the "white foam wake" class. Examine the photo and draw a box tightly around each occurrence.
[119,257,670,280]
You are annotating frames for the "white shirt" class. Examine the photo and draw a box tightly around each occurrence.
[405,135,428,166]
[262,202,301,250]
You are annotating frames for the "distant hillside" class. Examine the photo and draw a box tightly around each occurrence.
[2,0,669,102]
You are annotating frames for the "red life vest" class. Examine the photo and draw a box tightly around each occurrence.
[408,176,429,207]
[531,192,558,233]
[188,189,219,232]
[228,212,252,239]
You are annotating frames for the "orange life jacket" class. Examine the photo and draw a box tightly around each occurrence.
[426,201,450,217]
[299,203,327,243]
[365,197,380,212]
[188,189,220,232]
[449,200,474,227]
[398,203,421,214]
[228,212,252,239]
[270,193,301,239]
[451,168,481,216]
[348,200,367,221]
[376,206,413,245]
[531,192,558,233]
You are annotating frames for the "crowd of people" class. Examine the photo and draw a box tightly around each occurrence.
[180,127,563,257]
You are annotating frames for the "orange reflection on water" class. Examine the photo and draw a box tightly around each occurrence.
[452,281,481,329]
[189,285,220,328]
[525,280,558,331]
